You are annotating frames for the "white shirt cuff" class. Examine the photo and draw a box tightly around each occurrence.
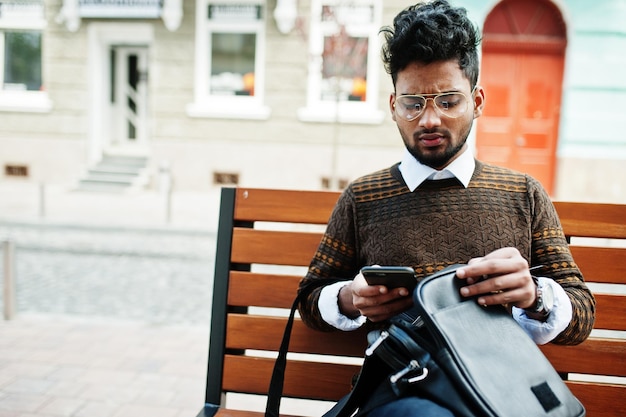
[318,281,367,331]
[512,277,573,345]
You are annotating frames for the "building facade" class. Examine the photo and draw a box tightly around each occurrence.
[1,0,625,202]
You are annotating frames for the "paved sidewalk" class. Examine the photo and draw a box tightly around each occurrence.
[0,314,208,417]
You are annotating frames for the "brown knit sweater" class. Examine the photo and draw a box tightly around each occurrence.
[298,160,595,345]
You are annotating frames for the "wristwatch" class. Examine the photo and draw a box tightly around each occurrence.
[526,276,554,319]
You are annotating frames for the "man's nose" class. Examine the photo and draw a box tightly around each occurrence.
[418,100,442,128]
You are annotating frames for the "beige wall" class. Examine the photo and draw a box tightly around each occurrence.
[555,158,626,204]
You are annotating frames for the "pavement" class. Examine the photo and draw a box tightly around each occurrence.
[0,181,225,417]
[0,314,208,417]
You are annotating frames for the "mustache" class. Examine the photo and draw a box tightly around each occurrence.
[414,128,451,138]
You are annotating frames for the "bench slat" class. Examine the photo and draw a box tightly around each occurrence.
[226,314,368,356]
[234,188,338,224]
[594,293,626,331]
[226,275,626,332]
[231,228,322,266]
[208,384,626,417]
[204,383,626,417]
[211,407,301,417]
[222,355,357,401]
[570,246,626,285]
[540,338,626,377]
[214,410,289,417]
[227,272,301,309]
[554,202,626,239]
[566,381,626,417]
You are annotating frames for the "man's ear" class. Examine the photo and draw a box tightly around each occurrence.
[473,86,485,119]
[389,93,397,122]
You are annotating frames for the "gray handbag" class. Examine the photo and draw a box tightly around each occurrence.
[323,265,586,417]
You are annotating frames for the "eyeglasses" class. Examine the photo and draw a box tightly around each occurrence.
[394,90,473,121]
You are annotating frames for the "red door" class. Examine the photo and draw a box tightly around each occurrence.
[477,0,567,195]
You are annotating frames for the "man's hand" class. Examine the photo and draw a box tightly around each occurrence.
[338,272,414,322]
[456,247,537,309]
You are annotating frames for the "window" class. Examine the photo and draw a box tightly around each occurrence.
[298,0,384,124]
[4,31,42,91]
[0,0,51,112]
[187,0,270,119]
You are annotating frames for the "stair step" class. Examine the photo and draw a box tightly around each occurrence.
[80,175,134,185]
[77,154,150,192]
[89,166,143,175]
[101,156,148,167]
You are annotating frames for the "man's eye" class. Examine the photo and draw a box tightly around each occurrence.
[438,95,461,109]
[401,100,422,111]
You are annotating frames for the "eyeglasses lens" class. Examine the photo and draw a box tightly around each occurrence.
[396,93,469,120]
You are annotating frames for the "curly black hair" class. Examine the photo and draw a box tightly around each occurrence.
[381,0,482,87]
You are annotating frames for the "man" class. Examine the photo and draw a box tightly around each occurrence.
[297,1,595,415]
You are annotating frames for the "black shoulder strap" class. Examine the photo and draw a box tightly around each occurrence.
[320,353,388,417]
[265,295,301,417]
[264,279,344,417]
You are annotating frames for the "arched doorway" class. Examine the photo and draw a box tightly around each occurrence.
[476,0,567,194]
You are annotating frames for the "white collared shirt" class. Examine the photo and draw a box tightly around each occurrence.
[318,149,571,344]
[399,146,475,190]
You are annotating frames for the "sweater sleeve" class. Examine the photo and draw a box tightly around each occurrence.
[528,176,596,345]
[298,188,361,332]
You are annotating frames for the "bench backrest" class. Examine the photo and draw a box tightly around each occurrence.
[203,187,626,416]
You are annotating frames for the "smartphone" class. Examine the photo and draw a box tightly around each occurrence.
[361,266,418,291]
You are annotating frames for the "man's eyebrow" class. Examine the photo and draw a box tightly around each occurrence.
[397,90,464,96]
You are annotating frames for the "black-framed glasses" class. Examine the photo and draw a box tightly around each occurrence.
[394,90,473,121]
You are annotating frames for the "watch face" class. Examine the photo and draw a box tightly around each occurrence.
[541,283,555,313]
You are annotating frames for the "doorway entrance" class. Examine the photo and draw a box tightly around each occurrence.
[110,46,149,150]
[476,0,567,194]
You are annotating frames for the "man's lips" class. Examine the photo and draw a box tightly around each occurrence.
[418,133,445,147]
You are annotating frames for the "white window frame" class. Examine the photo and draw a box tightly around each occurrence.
[0,2,52,113]
[187,0,271,120]
[298,0,384,124]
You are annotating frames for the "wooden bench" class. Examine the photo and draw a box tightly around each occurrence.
[196,187,626,417]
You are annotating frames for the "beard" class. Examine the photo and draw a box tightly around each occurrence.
[408,136,467,169]
[402,122,473,169]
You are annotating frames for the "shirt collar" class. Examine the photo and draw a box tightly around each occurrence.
[399,146,475,191]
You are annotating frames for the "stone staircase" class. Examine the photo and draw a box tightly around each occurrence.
[78,154,150,192]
